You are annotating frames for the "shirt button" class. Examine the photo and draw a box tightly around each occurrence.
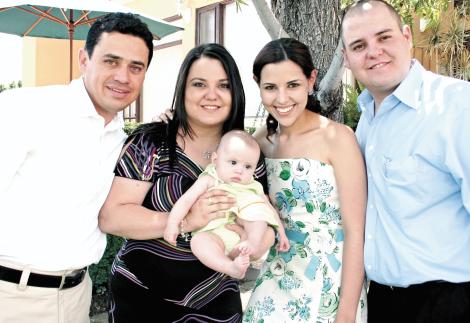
[367,234,373,240]
[370,204,375,209]
[366,265,372,270]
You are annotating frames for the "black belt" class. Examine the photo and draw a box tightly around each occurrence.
[0,265,87,289]
[370,280,470,291]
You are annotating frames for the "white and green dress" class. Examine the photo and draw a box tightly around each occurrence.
[243,158,367,323]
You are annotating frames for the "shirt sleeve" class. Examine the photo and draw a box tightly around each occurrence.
[254,151,268,194]
[114,132,159,182]
[446,98,470,214]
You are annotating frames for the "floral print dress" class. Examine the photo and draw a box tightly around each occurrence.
[244,158,367,323]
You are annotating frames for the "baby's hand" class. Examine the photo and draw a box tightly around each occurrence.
[163,226,179,246]
[277,233,290,252]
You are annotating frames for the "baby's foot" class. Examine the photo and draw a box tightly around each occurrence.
[237,241,254,256]
[227,252,250,279]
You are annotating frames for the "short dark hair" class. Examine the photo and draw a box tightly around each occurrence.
[341,0,403,44]
[170,43,245,138]
[253,38,320,137]
[85,12,154,66]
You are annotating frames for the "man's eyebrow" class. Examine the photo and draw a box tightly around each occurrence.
[103,54,145,67]
[103,54,121,60]
[347,28,394,48]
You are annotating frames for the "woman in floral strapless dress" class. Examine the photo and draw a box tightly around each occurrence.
[244,38,368,322]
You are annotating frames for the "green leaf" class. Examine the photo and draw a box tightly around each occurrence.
[296,245,307,258]
[280,161,291,170]
[283,188,293,198]
[305,202,314,213]
[320,202,327,212]
[288,197,297,207]
[295,221,305,228]
[280,169,291,180]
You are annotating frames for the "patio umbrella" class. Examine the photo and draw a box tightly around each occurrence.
[0,0,183,80]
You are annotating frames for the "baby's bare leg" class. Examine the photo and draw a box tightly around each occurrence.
[237,219,271,256]
[191,232,249,279]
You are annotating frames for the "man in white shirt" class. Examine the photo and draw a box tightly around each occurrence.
[0,13,153,323]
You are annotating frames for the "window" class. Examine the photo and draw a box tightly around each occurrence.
[123,94,142,123]
[196,3,225,45]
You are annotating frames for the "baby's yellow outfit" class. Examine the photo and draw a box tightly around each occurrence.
[194,164,278,253]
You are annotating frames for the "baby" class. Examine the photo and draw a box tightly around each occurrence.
[164,130,289,279]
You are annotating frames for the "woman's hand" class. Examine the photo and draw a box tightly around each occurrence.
[185,189,235,231]
[152,109,173,123]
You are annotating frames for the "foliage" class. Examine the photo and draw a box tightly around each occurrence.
[245,126,257,135]
[340,0,449,32]
[0,80,22,93]
[123,121,140,135]
[342,84,362,131]
[89,235,124,295]
[235,0,248,11]
[422,2,470,80]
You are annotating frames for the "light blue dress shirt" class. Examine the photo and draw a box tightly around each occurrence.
[355,60,470,287]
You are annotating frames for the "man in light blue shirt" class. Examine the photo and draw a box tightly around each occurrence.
[341,1,470,322]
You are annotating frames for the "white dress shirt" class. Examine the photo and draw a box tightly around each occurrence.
[0,79,126,271]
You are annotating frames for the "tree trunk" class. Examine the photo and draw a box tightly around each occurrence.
[270,0,343,121]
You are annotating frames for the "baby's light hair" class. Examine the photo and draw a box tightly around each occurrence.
[218,130,260,160]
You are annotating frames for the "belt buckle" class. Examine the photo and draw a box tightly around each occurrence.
[59,268,86,290]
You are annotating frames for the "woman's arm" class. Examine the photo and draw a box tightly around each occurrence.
[328,124,367,323]
[99,176,232,240]
[262,194,290,252]
[164,176,212,244]
[99,176,169,240]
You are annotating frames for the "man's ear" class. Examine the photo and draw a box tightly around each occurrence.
[402,25,413,49]
[342,46,350,69]
[78,48,89,74]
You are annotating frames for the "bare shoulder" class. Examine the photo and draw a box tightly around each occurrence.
[321,117,357,147]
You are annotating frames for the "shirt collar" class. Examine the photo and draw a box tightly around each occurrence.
[357,59,425,120]
[70,78,98,118]
[392,59,424,110]
[71,77,124,131]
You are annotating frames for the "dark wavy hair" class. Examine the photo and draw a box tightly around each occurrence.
[133,43,245,166]
[85,12,154,66]
[252,38,320,137]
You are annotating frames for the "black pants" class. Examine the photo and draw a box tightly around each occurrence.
[368,280,470,323]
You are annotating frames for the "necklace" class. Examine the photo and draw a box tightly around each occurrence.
[202,150,213,159]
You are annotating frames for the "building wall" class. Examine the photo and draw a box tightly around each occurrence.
[22,37,84,87]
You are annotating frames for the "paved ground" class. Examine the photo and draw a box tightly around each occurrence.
[90,268,259,323]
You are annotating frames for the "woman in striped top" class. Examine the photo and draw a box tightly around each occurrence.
[99,43,274,322]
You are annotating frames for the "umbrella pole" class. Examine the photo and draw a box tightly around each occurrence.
[69,28,73,82]
[68,10,74,82]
